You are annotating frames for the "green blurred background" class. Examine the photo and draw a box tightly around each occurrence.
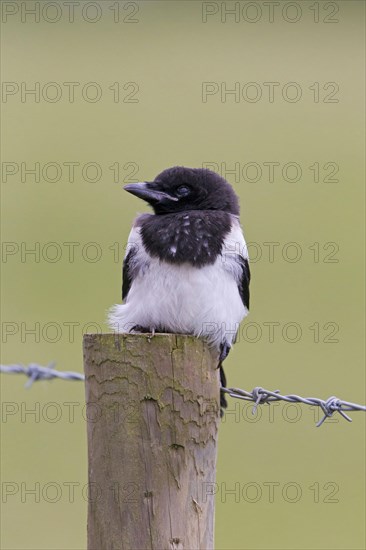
[1,1,365,548]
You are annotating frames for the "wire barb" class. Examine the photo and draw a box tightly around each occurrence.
[1,363,365,427]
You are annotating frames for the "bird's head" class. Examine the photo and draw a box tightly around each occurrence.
[124,166,240,215]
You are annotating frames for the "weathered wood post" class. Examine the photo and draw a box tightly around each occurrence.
[83,333,220,550]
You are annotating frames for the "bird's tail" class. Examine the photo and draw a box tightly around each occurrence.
[218,341,231,417]
[219,364,228,417]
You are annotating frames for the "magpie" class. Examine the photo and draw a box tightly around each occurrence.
[108,166,250,416]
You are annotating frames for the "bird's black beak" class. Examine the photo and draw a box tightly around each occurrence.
[124,182,178,204]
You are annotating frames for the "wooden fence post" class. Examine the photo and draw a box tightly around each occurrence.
[83,333,220,550]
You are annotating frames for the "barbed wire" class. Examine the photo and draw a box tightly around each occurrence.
[0,362,84,388]
[222,387,366,427]
[1,363,365,427]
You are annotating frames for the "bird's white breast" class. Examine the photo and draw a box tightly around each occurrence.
[108,221,249,348]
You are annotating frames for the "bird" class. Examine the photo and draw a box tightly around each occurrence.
[108,166,250,416]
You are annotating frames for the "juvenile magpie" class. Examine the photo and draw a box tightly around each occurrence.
[108,166,250,415]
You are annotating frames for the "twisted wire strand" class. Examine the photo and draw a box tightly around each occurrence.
[1,363,365,426]
[222,387,366,427]
[0,363,85,388]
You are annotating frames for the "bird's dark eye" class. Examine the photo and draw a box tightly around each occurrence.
[176,185,190,197]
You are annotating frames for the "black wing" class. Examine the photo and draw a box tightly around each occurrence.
[237,255,251,309]
[122,248,135,301]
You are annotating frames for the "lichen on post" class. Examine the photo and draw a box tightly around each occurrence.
[83,332,220,550]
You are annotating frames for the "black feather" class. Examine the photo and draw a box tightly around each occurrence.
[237,256,251,310]
[138,210,232,268]
[122,249,134,301]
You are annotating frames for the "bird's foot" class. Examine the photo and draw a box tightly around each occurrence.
[130,324,156,340]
